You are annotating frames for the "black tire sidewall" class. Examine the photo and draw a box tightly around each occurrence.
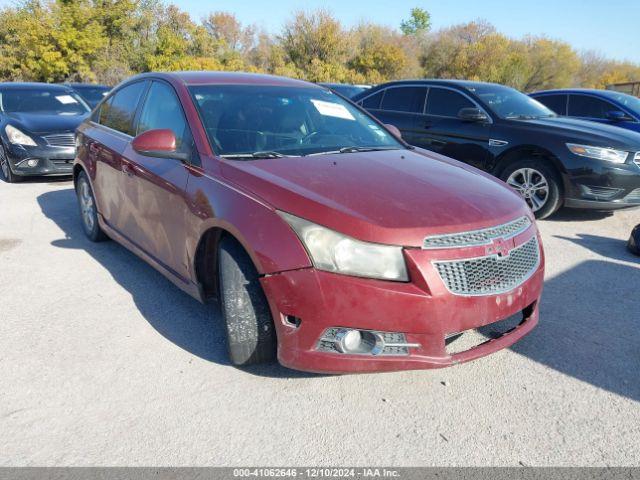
[218,237,276,366]
[76,172,104,241]
[0,145,21,183]
[500,159,562,220]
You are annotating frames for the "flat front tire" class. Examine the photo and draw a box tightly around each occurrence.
[500,160,562,220]
[218,237,277,366]
[76,171,107,242]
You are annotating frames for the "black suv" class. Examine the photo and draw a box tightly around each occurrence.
[353,80,640,218]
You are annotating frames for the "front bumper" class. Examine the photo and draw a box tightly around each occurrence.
[4,143,75,177]
[563,154,640,209]
[261,230,544,374]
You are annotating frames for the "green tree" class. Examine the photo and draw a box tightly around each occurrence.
[400,7,431,35]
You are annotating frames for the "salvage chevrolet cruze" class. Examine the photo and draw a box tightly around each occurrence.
[74,72,544,373]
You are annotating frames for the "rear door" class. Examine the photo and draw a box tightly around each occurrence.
[121,80,195,281]
[89,81,149,236]
[359,86,428,145]
[413,87,493,170]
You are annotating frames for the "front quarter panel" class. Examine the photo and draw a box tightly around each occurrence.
[184,165,312,276]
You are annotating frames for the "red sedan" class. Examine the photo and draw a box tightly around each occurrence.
[73,72,544,373]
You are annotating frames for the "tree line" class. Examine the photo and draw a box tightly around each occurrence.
[0,1,638,91]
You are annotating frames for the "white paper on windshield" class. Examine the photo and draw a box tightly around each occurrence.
[310,99,355,120]
[55,95,79,105]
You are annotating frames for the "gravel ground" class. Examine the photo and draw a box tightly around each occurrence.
[0,177,639,466]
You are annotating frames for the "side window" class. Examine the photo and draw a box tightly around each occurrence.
[568,95,615,119]
[101,82,147,136]
[137,81,198,165]
[380,87,427,113]
[93,96,112,123]
[361,90,384,109]
[426,88,475,117]
[535,95,567,115]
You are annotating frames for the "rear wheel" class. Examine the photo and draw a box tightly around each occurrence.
[500,160,562,219]
[218,236,277,366]
[76,171,107,242]
[0,146,22,183]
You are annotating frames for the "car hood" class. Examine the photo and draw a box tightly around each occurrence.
[4,112,88,135]
[221,148,531,247]
[516,116,640,148]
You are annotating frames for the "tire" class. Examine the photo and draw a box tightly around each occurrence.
[628,224,640,256]
[218,236,277,366]
[500,159,562,220]
[76,171,107,242]
[0,145,23,183]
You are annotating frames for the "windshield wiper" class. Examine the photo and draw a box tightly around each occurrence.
[306,146,400,156]
[221,151,290,159]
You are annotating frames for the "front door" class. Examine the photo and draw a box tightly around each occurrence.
[121,80,195,281]
[412,87,493,171]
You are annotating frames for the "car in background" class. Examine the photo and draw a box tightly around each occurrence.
[318,82,371,98]
[353,80,640,218]
[0,82,91,182]
[73,71,543,373]
[530,89,640,134]
[64,83,111,109]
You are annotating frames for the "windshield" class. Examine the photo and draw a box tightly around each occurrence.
[466,84,556,120]
[601,91,640,115]
[0,89,90,115]
[189,85,403,158]
[324,84,369,99]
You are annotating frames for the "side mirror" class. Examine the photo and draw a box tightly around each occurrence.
[384,124,402,139]
[458,107,489,122]
[131,129,189,162]
[605,110,629,122]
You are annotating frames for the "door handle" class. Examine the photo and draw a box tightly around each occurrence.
[122,163,135,177]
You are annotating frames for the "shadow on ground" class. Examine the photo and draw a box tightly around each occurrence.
[511,235,640,402]
[37,187,640,392]
[37,186,317,379]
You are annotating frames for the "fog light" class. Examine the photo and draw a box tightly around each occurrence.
[26,159,38,167]
[317,327,420,356]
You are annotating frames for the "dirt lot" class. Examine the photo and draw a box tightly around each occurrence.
[0,177,639,466]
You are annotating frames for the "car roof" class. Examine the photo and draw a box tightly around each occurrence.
[64,83,110,88]
[372,79,506,89]
[0,82,74,91]
[531,88,621,96]
[126,71,319,89]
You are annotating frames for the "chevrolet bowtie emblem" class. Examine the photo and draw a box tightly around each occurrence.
[485,237,513,257]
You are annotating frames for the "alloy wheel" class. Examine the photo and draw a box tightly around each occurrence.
[506,167,549,213]
[79,180,96,232]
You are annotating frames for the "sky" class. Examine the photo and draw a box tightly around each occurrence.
[174,0,640,63]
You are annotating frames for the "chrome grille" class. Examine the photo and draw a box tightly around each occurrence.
[423,216,531,249]
[44,133,75,147]
[433,236,540,296]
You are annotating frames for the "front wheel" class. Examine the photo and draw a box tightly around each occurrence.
[500,160,562,219]
[0,146,22,183]
[218,237,277,366]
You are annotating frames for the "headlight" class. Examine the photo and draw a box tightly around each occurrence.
[5,125,36,146]
[279,211,409,282]
[567,143,628,164]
